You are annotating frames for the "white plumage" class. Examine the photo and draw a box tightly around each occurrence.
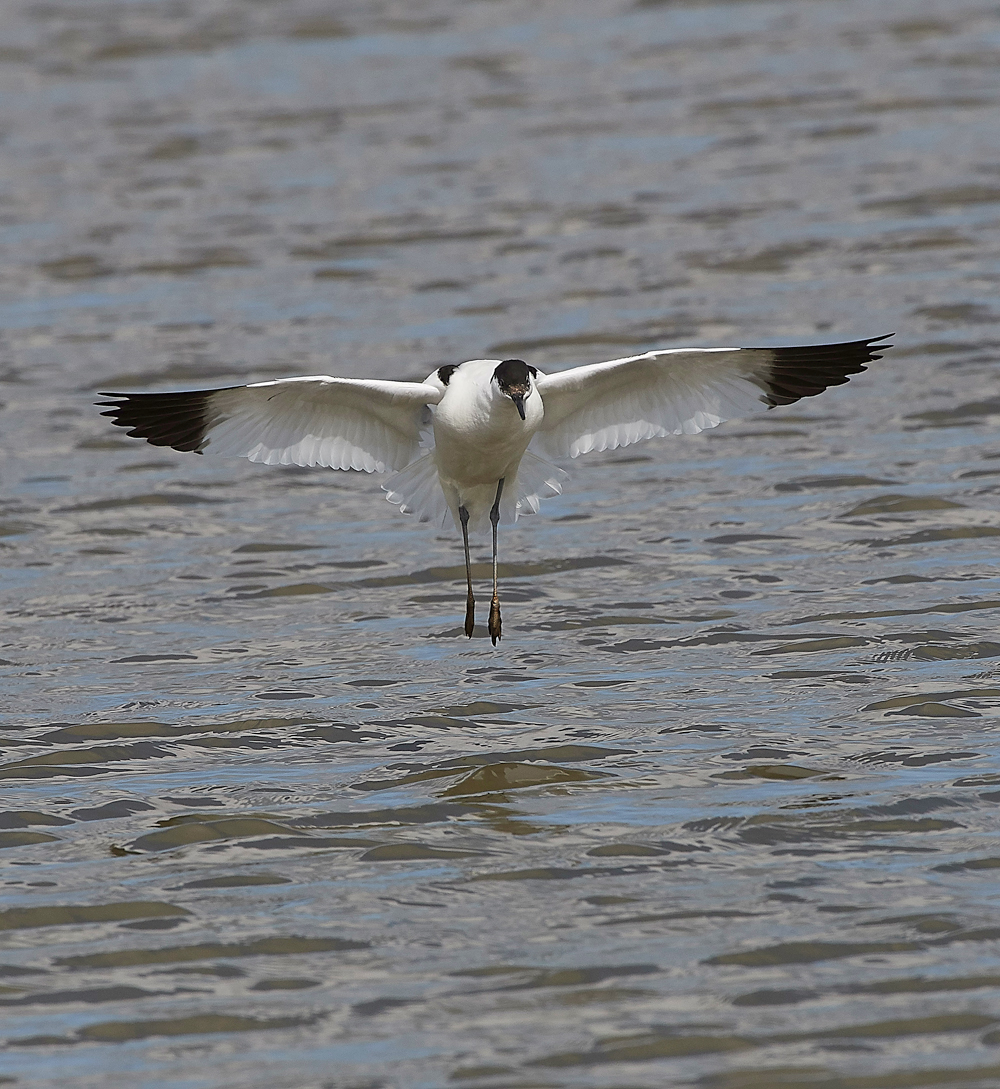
[204,376,434,473]
[99,334,890,642]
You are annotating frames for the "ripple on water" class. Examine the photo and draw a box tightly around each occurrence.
[3,0,1000,1085]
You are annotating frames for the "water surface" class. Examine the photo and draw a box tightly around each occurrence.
[2,0,1000,1086]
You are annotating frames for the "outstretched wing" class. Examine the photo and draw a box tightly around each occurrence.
[98,376,442,473]
[533,335,892,459]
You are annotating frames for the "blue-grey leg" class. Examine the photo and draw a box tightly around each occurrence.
[459,504,475,638]
[488,478,505,645]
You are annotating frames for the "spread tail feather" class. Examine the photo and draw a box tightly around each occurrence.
[383,450,568,530]
[383,454,452,527]
[503,449,568,523]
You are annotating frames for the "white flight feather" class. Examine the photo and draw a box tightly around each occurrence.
[202,376,441,473]
[533,347,776,458]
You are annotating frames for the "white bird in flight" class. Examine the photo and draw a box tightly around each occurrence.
[99,334,891,644]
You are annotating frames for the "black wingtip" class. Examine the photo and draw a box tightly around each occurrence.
[96,388,216,453]
[755,334,893,409]
[864,332,895,357]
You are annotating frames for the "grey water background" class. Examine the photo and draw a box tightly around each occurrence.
[2,0,1000,1086]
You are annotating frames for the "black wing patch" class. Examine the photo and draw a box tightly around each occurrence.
[96,389,230,453]
[753,333,893,408]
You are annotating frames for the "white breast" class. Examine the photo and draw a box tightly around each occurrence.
[431,360,543,487]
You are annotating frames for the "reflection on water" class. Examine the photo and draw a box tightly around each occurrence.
[3,0,1000,1085]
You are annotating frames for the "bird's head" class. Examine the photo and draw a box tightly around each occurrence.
[493,358,537,421]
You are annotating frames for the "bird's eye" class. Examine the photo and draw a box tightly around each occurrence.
[437,365,457,386]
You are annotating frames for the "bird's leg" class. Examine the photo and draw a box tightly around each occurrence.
[488,478,505,645]
[459,505,475,637]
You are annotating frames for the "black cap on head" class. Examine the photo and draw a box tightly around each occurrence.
[494,359,536,420]
[493,359,536,390]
